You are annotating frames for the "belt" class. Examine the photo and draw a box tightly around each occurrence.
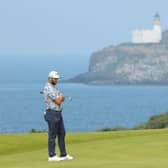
[46,109,62,112]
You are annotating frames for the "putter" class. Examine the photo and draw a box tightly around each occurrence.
[40,91,72,101]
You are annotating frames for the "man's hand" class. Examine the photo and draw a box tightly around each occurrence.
[55,95,65,105]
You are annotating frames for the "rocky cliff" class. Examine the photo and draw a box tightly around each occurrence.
[68,31,168,85]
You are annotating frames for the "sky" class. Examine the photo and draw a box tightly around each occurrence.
[0,0,168,57]
[0,0,168,80]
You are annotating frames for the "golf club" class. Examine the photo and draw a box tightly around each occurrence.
[40,91,72,101]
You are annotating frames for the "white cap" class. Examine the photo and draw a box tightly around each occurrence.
[48,71,60,79]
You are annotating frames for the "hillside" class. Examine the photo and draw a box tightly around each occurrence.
[68,31,168,85]
[134,111,168,129]
[1,130,168,168]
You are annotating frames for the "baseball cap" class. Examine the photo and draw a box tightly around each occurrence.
[48,71,60,79]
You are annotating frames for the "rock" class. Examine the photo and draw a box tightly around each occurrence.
[68,31,168,85]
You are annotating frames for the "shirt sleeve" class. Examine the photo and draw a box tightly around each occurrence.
[44,85,57,101]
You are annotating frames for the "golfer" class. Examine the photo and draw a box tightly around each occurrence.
[43,70,73,161]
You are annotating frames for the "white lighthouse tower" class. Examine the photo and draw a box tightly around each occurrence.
[152,13,162,41]
[132,13,162,43]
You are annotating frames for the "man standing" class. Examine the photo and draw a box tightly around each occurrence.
[43,70,73,161]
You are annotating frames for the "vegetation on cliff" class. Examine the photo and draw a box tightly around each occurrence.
[97,111,168,131]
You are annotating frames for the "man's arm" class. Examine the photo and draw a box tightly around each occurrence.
[55,95,65,105]
[44,87,64,105]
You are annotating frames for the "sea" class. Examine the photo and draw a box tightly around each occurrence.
[0,82,168,133]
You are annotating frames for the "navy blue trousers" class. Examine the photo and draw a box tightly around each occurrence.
[44,109,67,157]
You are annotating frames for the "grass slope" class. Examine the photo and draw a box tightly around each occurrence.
[0,129,168,168]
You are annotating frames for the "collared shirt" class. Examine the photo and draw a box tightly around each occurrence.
[43,82,62,111]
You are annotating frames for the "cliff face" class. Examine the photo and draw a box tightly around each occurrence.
[69,31,168,85]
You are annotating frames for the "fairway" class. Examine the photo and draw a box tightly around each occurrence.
[0,129,168,168]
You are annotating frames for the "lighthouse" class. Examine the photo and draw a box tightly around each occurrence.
[153,13,162,42]
[132,13,162,43]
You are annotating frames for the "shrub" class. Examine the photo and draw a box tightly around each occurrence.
[134,112,168,130]
[29,128,46,133]
[97,126,128,132]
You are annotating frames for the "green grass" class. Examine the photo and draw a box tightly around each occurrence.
[1,129,168,168]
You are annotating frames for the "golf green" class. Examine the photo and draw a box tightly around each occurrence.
[0,129,168,168]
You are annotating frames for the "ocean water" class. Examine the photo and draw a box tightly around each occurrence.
[0,82,168,133]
